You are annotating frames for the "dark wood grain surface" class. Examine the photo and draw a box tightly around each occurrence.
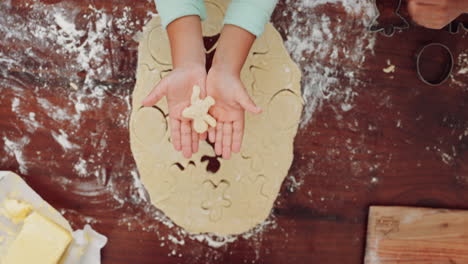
[0,0,467,263]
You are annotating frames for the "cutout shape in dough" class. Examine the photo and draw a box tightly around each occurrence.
[201,180,231,222]
[130,0,303,235]
[182,85,217,133]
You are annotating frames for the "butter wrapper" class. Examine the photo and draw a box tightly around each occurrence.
[0,171,108,264]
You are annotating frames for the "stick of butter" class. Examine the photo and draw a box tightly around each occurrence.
[2,212,72,264]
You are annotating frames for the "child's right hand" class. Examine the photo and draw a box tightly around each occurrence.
[142,15,207,158]
[142,65,207,158]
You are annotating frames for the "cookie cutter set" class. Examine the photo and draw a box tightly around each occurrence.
[369,0,467,36]
[368,0,465,86]
[447,17,468,34]
[368,0,409,37]
[416,43,454,86]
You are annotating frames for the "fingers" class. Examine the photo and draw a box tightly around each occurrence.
[222,122,233,159]
[412,0,442,6]
[192,129,199,153]
[237,89,262,114]
[181,121,192,158]
[408,1,451,29]
[172,119,201,157]
[232,120,244,153]
[191,85,201,104]
[142,78,168,106]
[200,131,207,141]
[170,118,181,151]
[208,127,216,143]
[215,122,223,156]
[198,75,207,99]
[408,0,419,18]
[211,121,243,159]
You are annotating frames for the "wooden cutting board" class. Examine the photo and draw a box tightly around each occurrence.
[364,206,468,264]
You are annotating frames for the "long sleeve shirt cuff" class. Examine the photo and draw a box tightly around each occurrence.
[223,0,278,37]
[155,0,207,28]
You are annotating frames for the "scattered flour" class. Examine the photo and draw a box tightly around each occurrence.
[23,112,41,133]
[451,49,468,88]
[9,98,41,133]
[73,157,88,177]
[37,98,71,122]
[0,0,383,260]
[279,0,377,126]
[130,169,148,202]
[3,136,30,174]
[167,234,186,246]
[457,52,468,75]
[113,0,378,254]
[51,129,78,151]
[189,233,237,248]
[0,0,154,228]
[11,98,19,112]
[287,174,304,192]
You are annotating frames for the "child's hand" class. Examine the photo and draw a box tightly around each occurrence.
[206,66,261,159]
[142,65,207,158]
[142,15,207,158]
[408,0,468,29]
[206,24,260,159]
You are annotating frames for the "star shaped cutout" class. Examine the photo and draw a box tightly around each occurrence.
[182,85,217,133]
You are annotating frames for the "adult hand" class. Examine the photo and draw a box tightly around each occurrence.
[408,0,468,29]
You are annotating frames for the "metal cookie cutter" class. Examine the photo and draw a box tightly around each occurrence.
[416,43,454,86]
[446,16,468,34]
[368,0,409,37]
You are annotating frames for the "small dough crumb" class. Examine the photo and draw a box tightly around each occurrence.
[182,85,216,133]
[69,82,79,90]
[383,59,396,73]
[383,65,395,73]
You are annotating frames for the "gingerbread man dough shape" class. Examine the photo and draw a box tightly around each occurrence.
[182,85,217,133]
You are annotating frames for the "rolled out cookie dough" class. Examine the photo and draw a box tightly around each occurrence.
[130,0,303,235]
[182,85,216,133]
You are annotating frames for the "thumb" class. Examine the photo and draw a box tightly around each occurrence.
[142,79,168,106]
[237,89,262,114]
[198,76,207,99]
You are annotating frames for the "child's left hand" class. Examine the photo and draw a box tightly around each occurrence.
[408,0,468,29]
[206,66,261,159]
[205,24,261,159]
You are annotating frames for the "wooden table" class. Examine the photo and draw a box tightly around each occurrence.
[0,0,467,263]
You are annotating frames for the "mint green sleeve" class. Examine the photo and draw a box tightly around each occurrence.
[224,0,278,37]
[155,0,207,28]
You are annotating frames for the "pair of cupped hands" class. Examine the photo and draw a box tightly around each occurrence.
[141,16,260,160]
[142,63,260,160]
